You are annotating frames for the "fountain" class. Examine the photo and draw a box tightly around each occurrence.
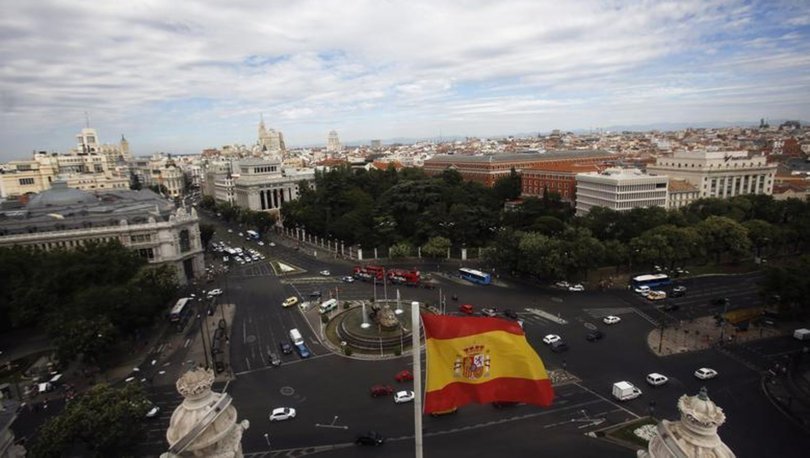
[326,299,421,354]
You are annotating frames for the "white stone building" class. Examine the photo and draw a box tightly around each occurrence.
[646,151,777,198]
[327,130,341,153]
[667,179,700,209]
[233,158,314,212]
[0,182,204,285]
[575,168,669,215]
[257,116,285,156]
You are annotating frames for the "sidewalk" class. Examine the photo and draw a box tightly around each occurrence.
[647,315,782,356]
[763,351,810,433]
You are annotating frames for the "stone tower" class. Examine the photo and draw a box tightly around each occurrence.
[162,368,249,457]
[638,387,735,458]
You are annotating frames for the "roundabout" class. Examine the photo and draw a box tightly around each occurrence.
[323,300,426,355]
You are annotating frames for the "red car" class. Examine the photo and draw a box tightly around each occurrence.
[370,384,394,397]
[459,304,474,315]
[395,370,414,382]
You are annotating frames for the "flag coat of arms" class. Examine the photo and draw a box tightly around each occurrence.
[422,313,554,413]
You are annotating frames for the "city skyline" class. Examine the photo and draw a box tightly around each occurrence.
[1,0,809,160]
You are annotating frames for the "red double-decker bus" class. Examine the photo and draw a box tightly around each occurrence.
[353,264,386,281]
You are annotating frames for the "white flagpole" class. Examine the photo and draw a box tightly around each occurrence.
[411,301,423,458]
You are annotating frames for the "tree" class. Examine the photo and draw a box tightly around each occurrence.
[421,236,451,258]
[760,256,810,318]
[492,168,521,202]
[200,195,217,210]
[743,219,776,258]
[28,383,149,457]
[696,216,751,263]
[389,241,413,258]
[199,224,216,248]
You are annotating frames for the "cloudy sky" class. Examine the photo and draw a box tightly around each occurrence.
[1,0,809,160]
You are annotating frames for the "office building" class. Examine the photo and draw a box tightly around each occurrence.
[575,168,668,215]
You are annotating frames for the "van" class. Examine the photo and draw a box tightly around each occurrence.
[289,328,304,346]
[794,328,810,341]
[319,299,338,315]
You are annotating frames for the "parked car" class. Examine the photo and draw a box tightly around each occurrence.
[603,315,621,325]
[459,304,474,315]
[646,373,669,386]
[395,370,414,382]
[586,330,604,342]
[543,334,561,345]
[394,390,415,404]
[503,309,519,320]
[279,341,293,355]
[481,307,497,317]
[568,284,585,292]
[551,341,569,352]
[370,384,394,397]
[269,407,296,421]
[694,368,718,380]
[355,431,385,446]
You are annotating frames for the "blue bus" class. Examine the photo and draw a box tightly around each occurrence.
[630,274,672,289]
[169,297,193,331]
[459,267,492,285]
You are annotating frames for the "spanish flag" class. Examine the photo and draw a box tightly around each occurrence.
[422,313,554,413]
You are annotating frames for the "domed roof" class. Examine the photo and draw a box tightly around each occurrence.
[26,181,98,209]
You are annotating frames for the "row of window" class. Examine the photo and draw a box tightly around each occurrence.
[131,234,152,243]
[658,161,765,169]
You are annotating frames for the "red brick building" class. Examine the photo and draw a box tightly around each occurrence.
[521,162,602,201]
[423,150,614,187]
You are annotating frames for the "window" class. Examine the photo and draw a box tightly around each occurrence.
[179,229,191,253]
[138,248,155,260]
[19,178,35,185]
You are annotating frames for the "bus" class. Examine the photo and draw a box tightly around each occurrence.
[169,297,193,331]
[459,267,492,285]
[630,274,672,290]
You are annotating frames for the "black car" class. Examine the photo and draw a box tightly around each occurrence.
[355,431,385,446]
[586,330,604,342]
[503,309,519,320]
[279,341,293,355]
[551,341,569,352]
[663,302,680,312]
[309,291,322,299]
[268,351,281,367]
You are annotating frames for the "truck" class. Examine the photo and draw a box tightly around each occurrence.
[612,381,642,401]
[387,268,421,286]
[794,328,810,341]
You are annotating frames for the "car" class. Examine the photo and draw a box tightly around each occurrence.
[227,229,233,233]
[282,296,299,308]
[394,390,415,404]
[207,288,223,297]
[646,373,669,386]
[294,343,311,359]
[269,242,276,247]
[459,304,474,315]
[710,297,729,306]
[568,284,585,292]
[268,351,281,367]
[257,241,265,246]
[430,407,458,417]
[238,232,244,237]
[555,281,570,288]
[145,404,160,419]
[603,315,621,325]
[503,309,519,320]
[481,307,497,317]
[634,285,651,295]
[309,291,322,299]
[586,330,604,342]
[341,275,355,283]
[370,384,394,397]
[279,341,293,355]
[269,407,296,421]
[222,256,229,263]
[647,290,667,300]
[320,270,331,276]
[492,401,520,408]
[355,431,385,446]
[543,334,561,345]
[395,370,414,382]
[672,285,687,297]
[694,368,718,380]
[551,341,569,352]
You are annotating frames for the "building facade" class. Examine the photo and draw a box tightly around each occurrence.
[575,168,669,216]
[667,179,700,209]
[0,182,204,285]
[327,130,341,153]
[423,150,614,187]
[233,158,314,212]
[521,163,601,202]
[257,116,285,156]
[646,151,777,198]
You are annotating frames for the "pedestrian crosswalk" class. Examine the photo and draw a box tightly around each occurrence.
[581,307,636,319]
[230,262,275,278]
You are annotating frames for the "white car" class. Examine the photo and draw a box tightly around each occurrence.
[543,334,561,345]
[269,242,276,247]
[394,390,415,404]
[258,241,265,246]
[145,405,160,418]
[568,284,585,292]
[694,368,718,380]
[646,373,669,386]
[207,288,223,297]
[227,229,233,233]
[320,270,331,276]
[269,407,296,421]
[282,296,299,308]
[341,276,355,283]
[555,281,570,288]
[603,315,621,325]
[238,232,244,237]
[634,286,651,295]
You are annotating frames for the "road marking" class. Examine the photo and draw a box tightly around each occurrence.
[234,353,335,376]
[525,308,568,325]
[573,382,640,419]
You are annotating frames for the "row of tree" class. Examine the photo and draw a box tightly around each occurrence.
[0,242,178,364]
[198,195,277,237]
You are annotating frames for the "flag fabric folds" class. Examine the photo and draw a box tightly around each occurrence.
[421,313,554,413]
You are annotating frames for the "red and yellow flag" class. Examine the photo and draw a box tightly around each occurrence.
[422,313,554,413]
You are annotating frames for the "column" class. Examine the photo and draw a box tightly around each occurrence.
[273,189,279,208]
[260,190,267,210]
